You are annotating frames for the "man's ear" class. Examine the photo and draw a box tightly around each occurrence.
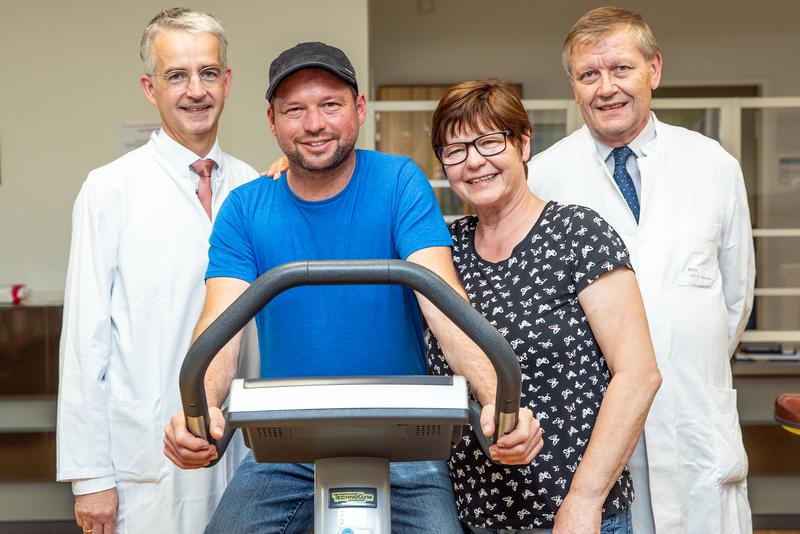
[267,105,277,136]
[650,51,663,91]
[140,74,157,106]
[223,67,232,98]
[355,93,367,126]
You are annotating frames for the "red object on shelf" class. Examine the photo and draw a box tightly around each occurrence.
[1,284,29,305]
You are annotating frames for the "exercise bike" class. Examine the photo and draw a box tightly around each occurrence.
[180,260,522,533]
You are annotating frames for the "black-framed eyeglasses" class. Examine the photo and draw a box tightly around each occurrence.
[435,131,511,166]
[149,66,225,90]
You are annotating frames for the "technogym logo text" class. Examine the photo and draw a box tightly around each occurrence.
[332,492,373,504]
[329,487,378,508]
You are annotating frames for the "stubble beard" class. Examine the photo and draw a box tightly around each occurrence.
[286,135,356,174]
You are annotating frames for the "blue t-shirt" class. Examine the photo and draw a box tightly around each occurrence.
[207,149,452,378]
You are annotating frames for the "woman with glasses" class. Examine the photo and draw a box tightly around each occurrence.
[427,79,661,534]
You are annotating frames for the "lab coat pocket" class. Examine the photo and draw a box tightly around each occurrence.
[707,386,748,485]
[676,223,720,288]
[108,397,164,483]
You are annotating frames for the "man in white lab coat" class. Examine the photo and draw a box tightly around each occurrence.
[529,6,755,534]
[57,8,257,534]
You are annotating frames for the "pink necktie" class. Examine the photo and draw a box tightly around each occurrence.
[190,159,215,219]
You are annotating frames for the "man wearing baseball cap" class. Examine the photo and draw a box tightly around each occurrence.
[164,42,541,533]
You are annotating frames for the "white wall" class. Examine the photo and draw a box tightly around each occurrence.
[369,0,800,97]
[3,0,798,292]
[0,0,369,292]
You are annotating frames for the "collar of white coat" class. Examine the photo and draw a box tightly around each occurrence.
[591,112,658,163]
[150,129,224,184]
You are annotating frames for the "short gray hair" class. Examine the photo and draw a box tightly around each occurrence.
[140,7,228,74]
[562,6,660,76]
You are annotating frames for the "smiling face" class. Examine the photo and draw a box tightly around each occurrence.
[569,29,662,147]
[442,123,531,217]
[267,68,365,174]
[140,29,231,156]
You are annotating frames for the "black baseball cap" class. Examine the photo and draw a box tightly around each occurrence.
[266,41,358,101]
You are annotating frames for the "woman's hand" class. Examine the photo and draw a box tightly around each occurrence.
[263,156,289,179]
[481,404,543,465]
[552,492,603,534]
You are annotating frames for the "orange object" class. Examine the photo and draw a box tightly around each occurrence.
[775,393,800,435]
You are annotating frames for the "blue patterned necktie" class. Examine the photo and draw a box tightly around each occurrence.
[612,146,640,223]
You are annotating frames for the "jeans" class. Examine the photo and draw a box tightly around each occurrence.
[205,453,462,533]
[464,507,633,534]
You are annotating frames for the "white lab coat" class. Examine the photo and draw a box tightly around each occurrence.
[56,132,258,533]
[529,116,755,534]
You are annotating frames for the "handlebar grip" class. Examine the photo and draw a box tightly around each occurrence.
[184,409,237,468]
[468,399,524,466]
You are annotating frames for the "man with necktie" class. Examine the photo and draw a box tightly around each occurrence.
[57,8,257,534]
[529,6,755,534]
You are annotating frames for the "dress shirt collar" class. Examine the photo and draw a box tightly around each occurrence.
[150,129,223,179]
[593,113,657,163]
